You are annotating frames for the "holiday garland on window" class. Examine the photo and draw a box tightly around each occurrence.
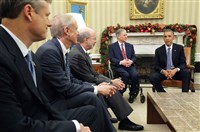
[99,23,197,75]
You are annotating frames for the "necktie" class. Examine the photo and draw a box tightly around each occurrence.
[121,43,126,59]
[166,47,172,70]
[26,51,37,86]
[65,53,71,82]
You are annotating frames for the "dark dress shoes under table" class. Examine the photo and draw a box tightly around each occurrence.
[110,117,118,123]
[118,121,144,131]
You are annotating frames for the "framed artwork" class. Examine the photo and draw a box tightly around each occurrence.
[130,0,164,19]
[68,1,87,24]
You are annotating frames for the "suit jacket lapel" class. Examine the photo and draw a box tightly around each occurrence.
[116,42,123,58]
[0,27,42,101]
[77,44,91,64]
[53,38,66,71]
[77,44,96,73]
[124,42,128,57]
[85,53,92,66]
[172,43,178,63]
[161,45,167,65]
[15,57,42,100]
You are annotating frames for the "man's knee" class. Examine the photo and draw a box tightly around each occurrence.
[84,105,97,113]
[121,72,129,78]
[149,72,164,84]
[184,69,191,76]
[81,92,99,103]
[180,69,191,78]
[131,73,138,80]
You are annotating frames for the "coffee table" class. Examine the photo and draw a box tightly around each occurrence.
[147,92,200,132]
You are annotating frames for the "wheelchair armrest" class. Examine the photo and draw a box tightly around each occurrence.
[107,69,114,79]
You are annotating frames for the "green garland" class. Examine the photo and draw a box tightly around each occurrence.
[99,23,197,75]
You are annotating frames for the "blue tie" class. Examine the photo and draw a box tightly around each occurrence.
[166,48,172,70]
[65,53,71,82]
[26,51,37,86]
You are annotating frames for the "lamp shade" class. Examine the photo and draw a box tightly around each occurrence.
[68,13,86,30]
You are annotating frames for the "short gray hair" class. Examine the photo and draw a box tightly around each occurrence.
[115,28,126,38]
[50,14,75,38]
[77,27,93,43]
[0,0,52,19]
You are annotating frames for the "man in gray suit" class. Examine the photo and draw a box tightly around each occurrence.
[69,27,144,131]
[36,14,117,132]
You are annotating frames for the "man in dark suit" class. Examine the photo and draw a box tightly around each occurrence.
[150,29,190,92]
[69,27,144,131]
[0,1,99,132]
[108,29,140,103]
[36,14,117,132]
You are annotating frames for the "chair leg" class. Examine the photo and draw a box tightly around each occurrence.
[140,87,145,103]
[152,87,155,92]
[190,87,195,92]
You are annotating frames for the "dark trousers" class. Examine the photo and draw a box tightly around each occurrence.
[51,92,116,132]
[105,91,133,121]
[113,66,139,95]
[150,69,191,92]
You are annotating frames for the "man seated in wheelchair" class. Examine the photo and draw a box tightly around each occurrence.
[108,28,140,103]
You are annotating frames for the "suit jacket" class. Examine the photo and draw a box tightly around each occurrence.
[36,38,94,103]
[0,27,75,132]
[69,44,133,120]
[154,43,186,72]
[108,41,137,70]
[69,44,111,85]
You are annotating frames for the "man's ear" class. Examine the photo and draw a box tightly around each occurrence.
[23,4,34,22]
[172,35,176,40]
[84,37,88,42]
[64,26,69,35]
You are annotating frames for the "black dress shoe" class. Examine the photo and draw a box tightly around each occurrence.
[110,117,118,123]
[118,121,144,131]
[128,95,134,103]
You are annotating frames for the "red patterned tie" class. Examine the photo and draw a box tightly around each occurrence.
[121,43,126,59]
